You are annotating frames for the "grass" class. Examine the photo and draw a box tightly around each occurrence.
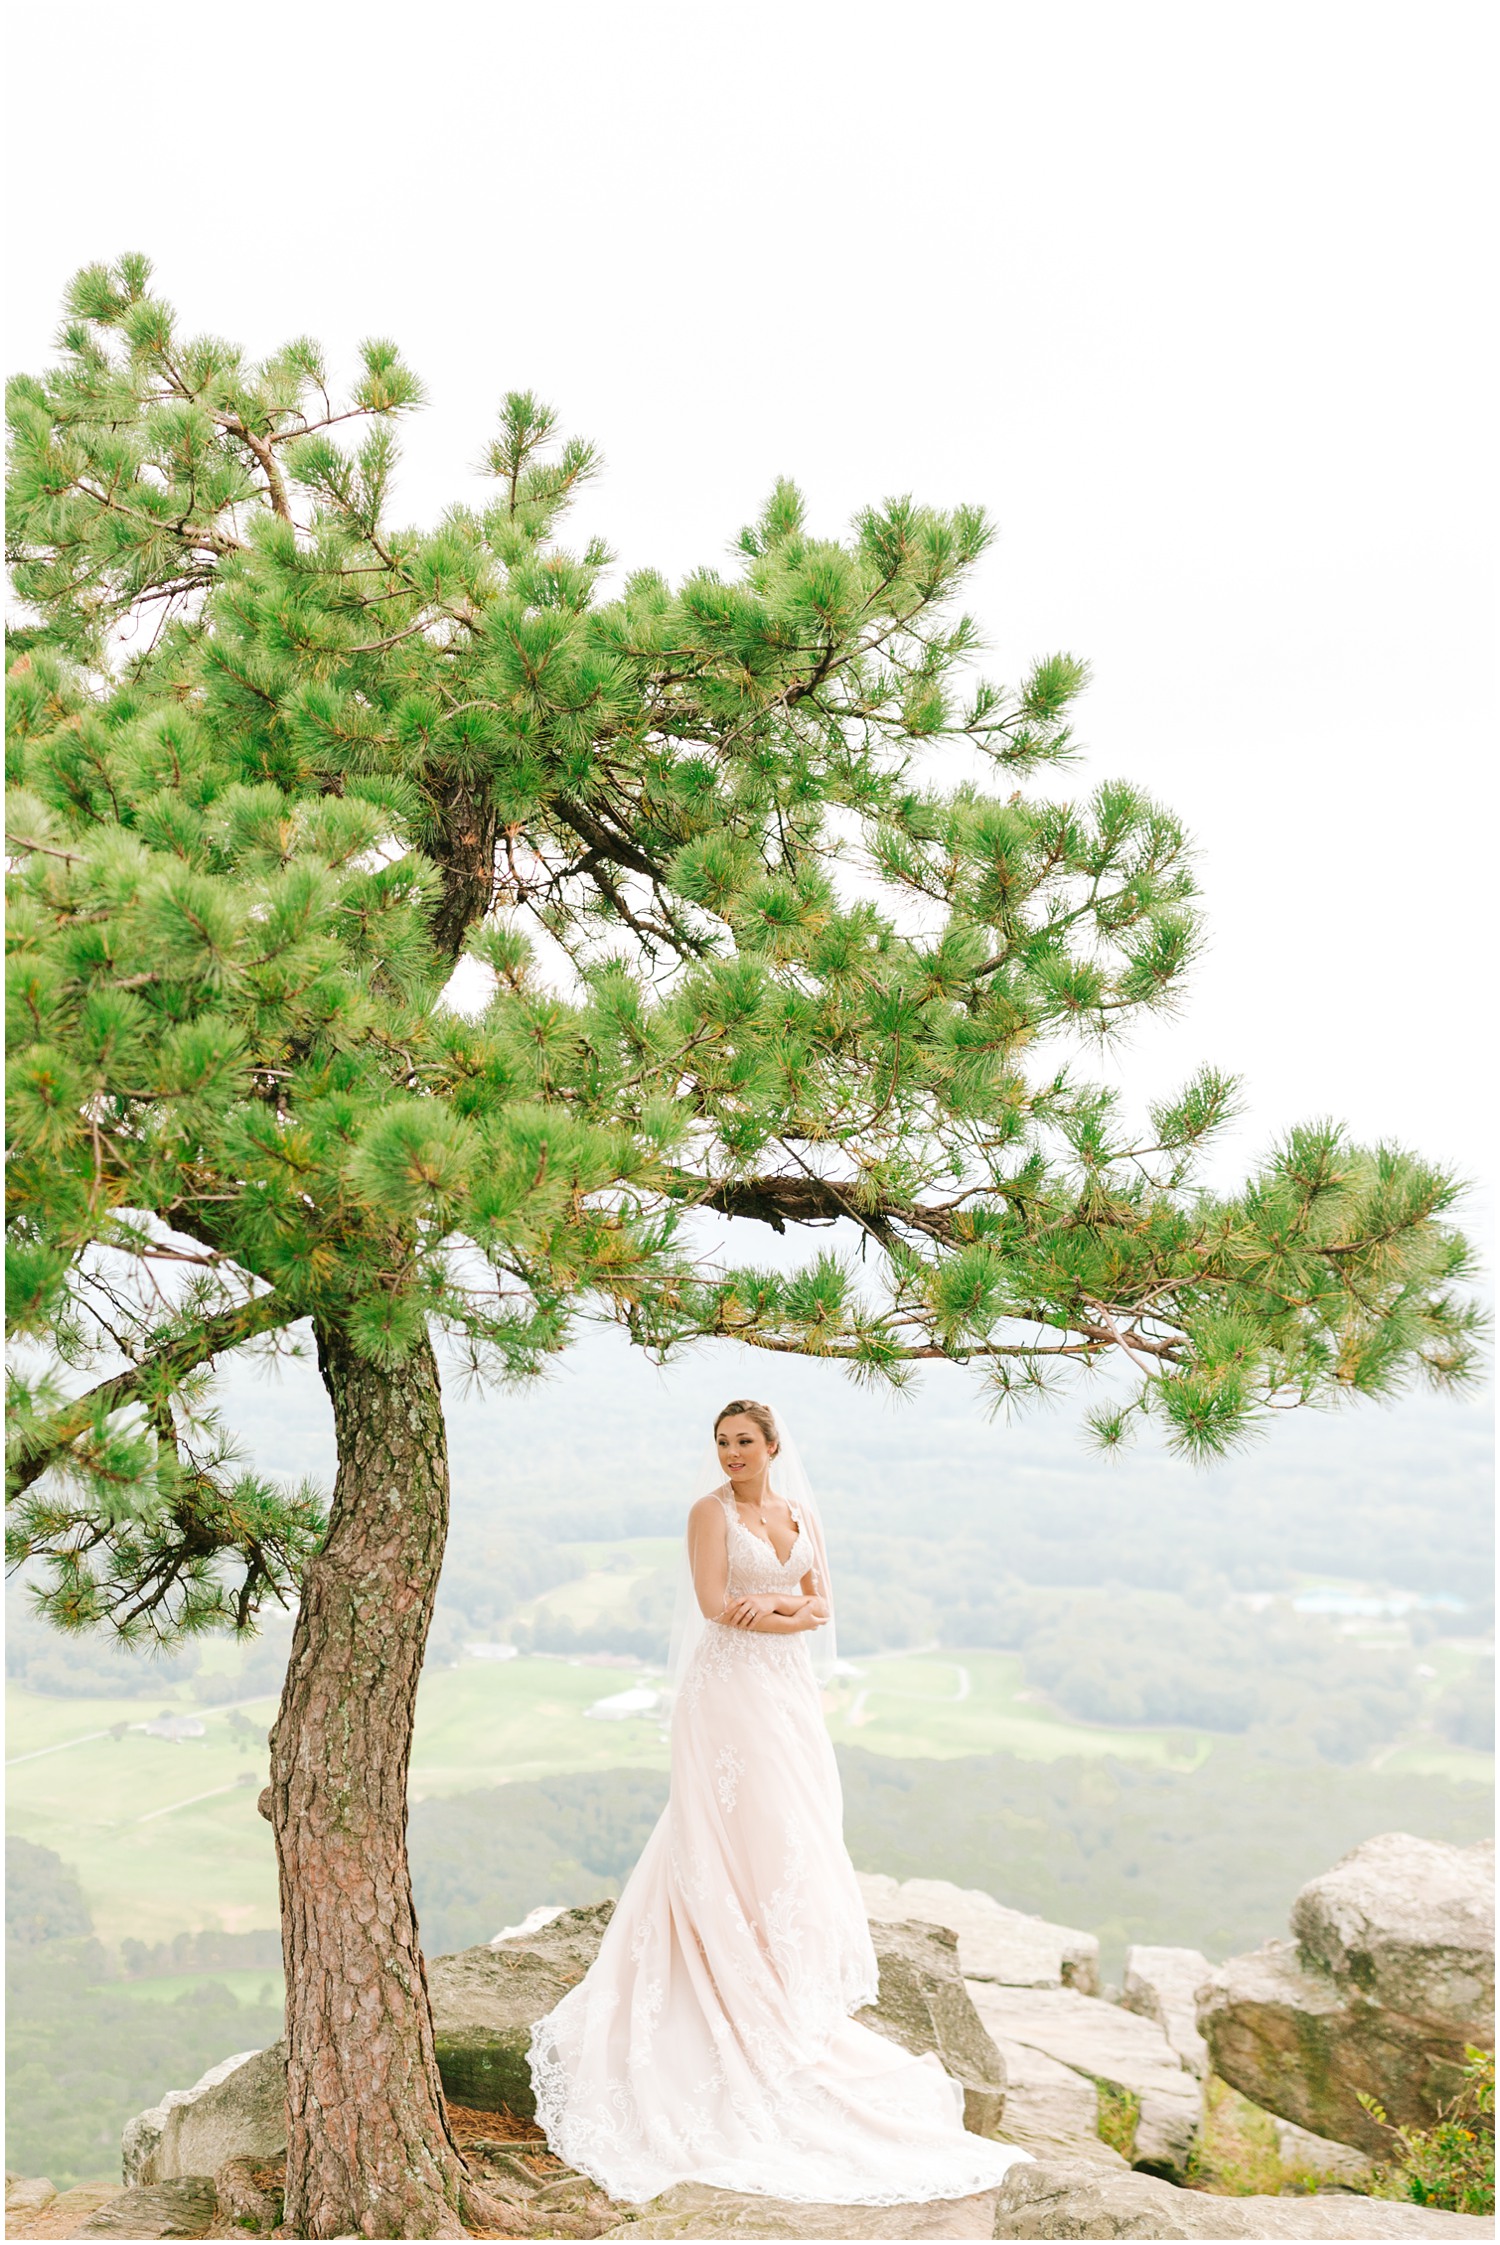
[1186,2075,1288,2195]
[823,1651,1212,1768]
[407,1657,672,1794]
[1095,2081,1141,2162]
[1378,1742,1497,1783]
[116,1967,285,2007]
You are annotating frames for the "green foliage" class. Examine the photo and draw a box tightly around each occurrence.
[928,1583,1420,1758]
[834,1743,1491,1979]
[1362,2049,1495,2216]
[6,258,1481,1653]
[1095,2080,1141,2161]
[5,1929,284,2190]
[1435,1665,1495,1752]
[408,1768,671,1956]
[6,1836,92,1946]
[1184,2075,1304,2197]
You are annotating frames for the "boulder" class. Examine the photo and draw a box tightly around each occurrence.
[433,1902,1007,2135]
[992,2157,1494,2238]
[427,1899,617,2113]
[973,2031,1131,2169]
[860,1874,1101,1994]
[1272,2119,1375,2191]
[3,2185,121,2240]
[5,2179,58,2217]
[964,1984,1202,2177]
[210,2154,285,2235]
[121,2047,285,2187]
[1200,1939,1488,2155]
[1122,1945,1213,2079]
[1200,1836,1495,2154]
[856,1917,1008,2138]
[1290,1834,1494,2031]
[599,2178,1004,2238]
[76,2177,217,2238]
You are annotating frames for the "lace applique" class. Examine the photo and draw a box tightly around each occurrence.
[714,1742,745,1814]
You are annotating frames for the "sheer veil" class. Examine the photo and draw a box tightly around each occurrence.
[664,1405,839,1702]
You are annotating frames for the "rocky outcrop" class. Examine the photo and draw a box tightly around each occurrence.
[859,1874,1100,1994]
[121,2047,286,2188]
[1273,2119,1375,2190]
[5,2185,132,2241]
[1199,1834,1495,2153]
[76,2178,217,2238]
[855,1917,1008,2138]
[991,2157,1494,2239]
[972,2033,1132,2170]
[427,1899,617,2113]
[1291,1834,1494,2029]
[966,1983,1203,2177]
[116,1900,1009,2192]
[599,2179,1005,2239]
[1122,1944,1213,2078]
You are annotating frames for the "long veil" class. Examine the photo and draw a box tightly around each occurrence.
[664,1404,839,1703]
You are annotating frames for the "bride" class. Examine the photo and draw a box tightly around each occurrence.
[527,1399,1032,2206]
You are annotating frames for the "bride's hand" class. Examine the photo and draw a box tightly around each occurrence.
[721,1593,778,1628]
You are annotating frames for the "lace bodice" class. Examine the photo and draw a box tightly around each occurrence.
[719,1491,812,1598]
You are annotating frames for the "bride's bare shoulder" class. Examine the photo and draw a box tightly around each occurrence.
[687,1492,729,1536]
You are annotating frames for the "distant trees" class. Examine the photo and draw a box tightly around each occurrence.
[1435,1668,1496,1753]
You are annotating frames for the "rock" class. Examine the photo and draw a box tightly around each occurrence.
[432,1902,1005,2136]
[1290,1834,1495,2031]
[1199,1936,1484,2154]
[4,2179,58,2216]
[975,2031,1132,2170]
[1201,1833,1495,2155]
[208,2155,283,2236]
[1122,1945,1213,2079]
[856,1918,1009,2138]
[600,2178,1004,2238]
[964,1984,1202,2177]
[4,2185,121,2239]
[1272,2119,1376,2190]
[860,1874,1101,1994]
[427,1900,616,2114]
[122,2046,286,2187]
[992,2157,1494,2238]
[76,2177,218,2238]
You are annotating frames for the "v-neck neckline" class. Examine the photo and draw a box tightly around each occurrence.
[721,1488,803,1568]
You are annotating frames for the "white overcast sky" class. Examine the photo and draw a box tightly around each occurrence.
[5,1,1495,1235]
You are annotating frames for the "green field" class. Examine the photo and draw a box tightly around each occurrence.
[116,1968,284,2007]
[822,1651,1211,1767]
[7,1552,1492,1946]
[3,1637,1220,1940]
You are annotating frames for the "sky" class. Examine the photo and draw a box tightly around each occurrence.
[6,3,1493,1220]
[5,3,1494,1477]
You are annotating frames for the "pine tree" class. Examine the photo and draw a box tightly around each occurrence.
[6,260,1480,2238]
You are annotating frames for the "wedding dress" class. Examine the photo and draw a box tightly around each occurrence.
[526,1483,1033,2206]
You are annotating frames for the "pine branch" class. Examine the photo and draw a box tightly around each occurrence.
[7,1288,299,1499]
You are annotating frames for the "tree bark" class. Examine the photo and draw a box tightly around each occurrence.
[266,1323,509,2240]
[427,769,498,964]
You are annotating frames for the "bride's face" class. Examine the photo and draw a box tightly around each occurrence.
[715,1414,776,1484]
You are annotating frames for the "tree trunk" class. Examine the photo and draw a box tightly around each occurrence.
[266,1323,508,2240]
[427,767,498,965]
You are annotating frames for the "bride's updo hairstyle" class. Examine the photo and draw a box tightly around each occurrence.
[713,1399,780,1455]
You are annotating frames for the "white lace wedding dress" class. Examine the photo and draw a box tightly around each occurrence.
[527,1491,1032,2205]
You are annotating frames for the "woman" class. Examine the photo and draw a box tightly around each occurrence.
[527,1399,1031,2206]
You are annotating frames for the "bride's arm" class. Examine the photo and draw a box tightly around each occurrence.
[686,1497,732,1620]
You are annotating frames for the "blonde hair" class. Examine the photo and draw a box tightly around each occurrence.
[713,1399,780,1454]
